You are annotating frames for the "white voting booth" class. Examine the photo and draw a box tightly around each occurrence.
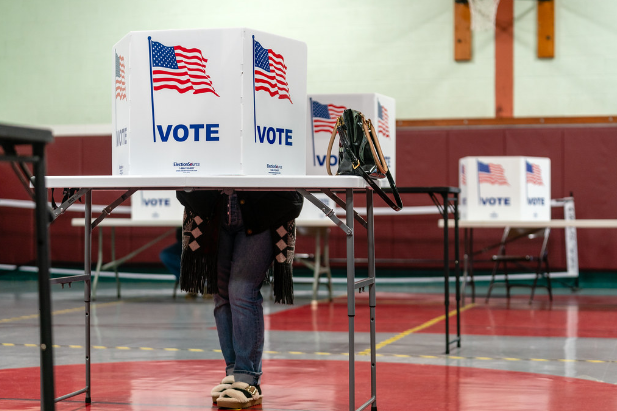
[131,190,183,221]
[112,28,307,177]
[459,156,551,221]
[306,94,396,180]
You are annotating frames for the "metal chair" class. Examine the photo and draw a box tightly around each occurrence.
[486,227,552,303]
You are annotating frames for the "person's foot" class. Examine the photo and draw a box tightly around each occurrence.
[216,382,262,409]
[210,375,234,403]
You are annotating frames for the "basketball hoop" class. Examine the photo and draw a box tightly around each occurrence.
[468,0,501,31]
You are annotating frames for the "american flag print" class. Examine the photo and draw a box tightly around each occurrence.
[312,100,346,134]
[478,161,509,185]
[254,40,292,103]
[115,52,126,100]
[377,101,390,138]
[151,41,219,96]
[526,161,544,185]
[461,164,466,185]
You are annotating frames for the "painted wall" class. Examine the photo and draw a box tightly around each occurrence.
[2,125,617,272]
[514,1,617,116]
[0,0,495,127]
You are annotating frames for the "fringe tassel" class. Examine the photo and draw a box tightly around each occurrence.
[273,263,294,304]
[180,248,218,295]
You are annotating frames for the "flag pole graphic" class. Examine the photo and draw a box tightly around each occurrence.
[252,35,257,143]
[477,160,481,205]
[309,97,316,166]
[148,36,156,142]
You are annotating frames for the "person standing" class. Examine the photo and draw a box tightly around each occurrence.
[177,189,302,409]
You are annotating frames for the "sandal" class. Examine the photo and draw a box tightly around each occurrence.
[211,375,234,403]
[216,382,262,409]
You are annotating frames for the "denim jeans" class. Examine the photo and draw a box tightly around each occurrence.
[214,193,273,386]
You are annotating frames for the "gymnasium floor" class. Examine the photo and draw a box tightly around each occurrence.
[1,274,617,411]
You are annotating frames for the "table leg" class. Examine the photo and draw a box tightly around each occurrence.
[367,188,377,411]
[92,227,103,301]
[324,228,333,302]
[111,227,120,299]
[84,190,92,403]
[311,229,322,303]
[454,193,461,348]
[33,142,55,411]
[442,193,451,354]
[346,188,355,411]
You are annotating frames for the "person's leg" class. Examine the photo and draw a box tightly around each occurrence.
[213,193,273,386]
[227,227,272,386]
[214,220,236,377]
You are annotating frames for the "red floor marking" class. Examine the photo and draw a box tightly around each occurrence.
[2,360,617,410]
[266,293,617,338]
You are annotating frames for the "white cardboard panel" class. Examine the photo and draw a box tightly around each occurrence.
[305,94,396,181]
[131,190,184,221]
[459,156,551,221]
[112,28,307,176]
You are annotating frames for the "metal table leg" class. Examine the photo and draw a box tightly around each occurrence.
[367,188,377,411]
[33,142,55,411]
[84,190,92,403]
[346,188,356,411]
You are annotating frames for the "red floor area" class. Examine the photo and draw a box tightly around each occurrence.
[265,293,617,338]
[2,360,617,410]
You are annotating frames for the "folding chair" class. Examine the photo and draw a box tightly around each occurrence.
[486,227,552,303]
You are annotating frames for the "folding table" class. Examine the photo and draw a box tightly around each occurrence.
[47,174,378,411]
[1,124,55,410]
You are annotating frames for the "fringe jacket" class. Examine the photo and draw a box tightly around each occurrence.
[176,190,304,304]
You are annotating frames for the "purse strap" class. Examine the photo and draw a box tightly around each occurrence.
[335,122,403,212]
[326,117,342,176]
[361,117,388,176]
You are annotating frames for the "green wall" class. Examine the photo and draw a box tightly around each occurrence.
[1,0,615,128]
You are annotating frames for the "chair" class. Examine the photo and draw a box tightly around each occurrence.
[486,227,552,303]
[295,225,333,303]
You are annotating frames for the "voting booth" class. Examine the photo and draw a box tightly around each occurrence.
[459,156,551,221]
[306,94,396,180]
[112,28,307,176]
[130,190,183,221]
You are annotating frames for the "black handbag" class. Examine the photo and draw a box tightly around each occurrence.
[326,109,403,211]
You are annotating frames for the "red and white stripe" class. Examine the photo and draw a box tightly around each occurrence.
[116,55,126,100]
[153,46,218,96]
[527,163,544,185]
[313,104,346,133]
[479,163,509,185]
[255,50,291,103]
[378,106,390,139]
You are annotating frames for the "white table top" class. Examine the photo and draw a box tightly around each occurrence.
[71,217,335,228]
[45,175,367,190]
[439,219,617,228]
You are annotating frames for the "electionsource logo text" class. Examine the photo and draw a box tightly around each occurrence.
[174,161,201,174]
[267,164,282,175]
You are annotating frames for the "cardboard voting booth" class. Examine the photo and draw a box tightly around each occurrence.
[306,94,396,180]
[112,28,307,176]
[131,191,183,221]
[459,156,551,221]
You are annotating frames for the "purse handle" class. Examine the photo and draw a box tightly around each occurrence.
[325,114,403,211]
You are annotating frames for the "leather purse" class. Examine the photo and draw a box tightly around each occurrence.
[326,109,403,211]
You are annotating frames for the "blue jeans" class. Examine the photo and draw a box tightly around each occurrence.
[159,241,181,280]
[214,193,273,386]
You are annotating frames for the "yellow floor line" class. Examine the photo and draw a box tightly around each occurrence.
[2,342,615,364]
[359,303,477,355]
[0,300,123,324]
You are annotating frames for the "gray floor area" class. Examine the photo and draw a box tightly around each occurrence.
[1,276,617,386]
